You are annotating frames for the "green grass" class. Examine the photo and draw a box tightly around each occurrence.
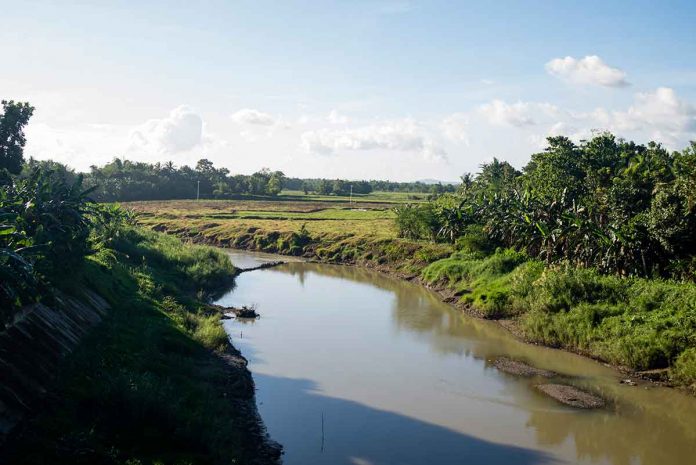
[111,226,236,295]
[5,227,265,465]
[127,198,452,273]
[421,248,696,389]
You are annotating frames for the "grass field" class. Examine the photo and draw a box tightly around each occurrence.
[129,193,407,240]
[127,193,452,273]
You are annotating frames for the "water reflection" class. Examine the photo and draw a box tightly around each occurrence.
[217,255,696,465]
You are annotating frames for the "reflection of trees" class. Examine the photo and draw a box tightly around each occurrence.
[272,263,309,287]
[270,260,696,465]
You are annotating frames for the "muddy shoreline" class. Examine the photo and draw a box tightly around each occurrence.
[216,342,283,464]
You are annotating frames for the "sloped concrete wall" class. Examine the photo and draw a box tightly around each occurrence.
[0,290,109,443]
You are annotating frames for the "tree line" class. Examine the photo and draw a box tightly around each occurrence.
[19,157,453,202]
[396,133,696,279]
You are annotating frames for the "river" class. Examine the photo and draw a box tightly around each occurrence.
[215,250,696,465]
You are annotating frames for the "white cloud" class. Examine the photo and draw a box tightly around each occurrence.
[441,113,470,144]
[130,105,203,154]
[546,55,629,88]
[300,119,446,161]
[478,100,556,127]
[524,87,695,150]
[25,121,128,169]
[230,108,276,125]
[327,109,349,124]
[603,87,695,144]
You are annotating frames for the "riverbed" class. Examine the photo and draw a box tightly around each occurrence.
[216,250,696,465]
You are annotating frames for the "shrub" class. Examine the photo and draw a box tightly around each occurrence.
[672,348,696,390]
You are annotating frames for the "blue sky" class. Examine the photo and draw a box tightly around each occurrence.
[2,0,695,180]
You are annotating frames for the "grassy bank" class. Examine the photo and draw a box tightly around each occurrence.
[4,226,276,465]
[129,198,696,393]
[421,249,696,391]
[129,199,453,274]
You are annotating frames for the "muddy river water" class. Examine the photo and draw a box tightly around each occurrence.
[216,250,696,465]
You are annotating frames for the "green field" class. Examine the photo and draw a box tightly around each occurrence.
[129,194,406,240]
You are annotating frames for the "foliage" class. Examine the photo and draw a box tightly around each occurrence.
[84,157,449,202]
[393,203,440,240]
[672,348,696,391]
[0,167,98,326]
[405,134,696,279]
[0,100,34,174]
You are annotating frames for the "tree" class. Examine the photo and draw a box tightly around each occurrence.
[267,171,284,196]
[475,158,520,194]
[523,136,584,202]
[0,100,34,175]
[317,179,332,195]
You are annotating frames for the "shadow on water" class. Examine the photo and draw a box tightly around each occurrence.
[218,256,696,465]
[255,373,558,465]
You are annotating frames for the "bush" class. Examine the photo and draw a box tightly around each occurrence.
[394,203,440,241]
[672,348,696,390]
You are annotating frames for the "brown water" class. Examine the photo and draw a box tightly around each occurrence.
[216,251,696,465]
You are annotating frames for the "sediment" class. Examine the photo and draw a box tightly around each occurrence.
[493,357,557,378]
[535,384,606,409]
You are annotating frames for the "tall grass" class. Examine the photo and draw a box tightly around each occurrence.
[422,248,696,388]
[112,226,235,295]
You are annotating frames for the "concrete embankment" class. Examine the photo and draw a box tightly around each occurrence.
[0,291,110,444]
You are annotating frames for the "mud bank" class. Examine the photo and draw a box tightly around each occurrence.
[216,342,283,464]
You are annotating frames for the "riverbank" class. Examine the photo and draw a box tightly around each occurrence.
[1,227,280,465]
[140,215,696,395]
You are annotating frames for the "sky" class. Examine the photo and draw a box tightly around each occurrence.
[2,0,695,181]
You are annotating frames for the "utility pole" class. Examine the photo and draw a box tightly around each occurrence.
[350,184,353,205]
[197,180,200,201]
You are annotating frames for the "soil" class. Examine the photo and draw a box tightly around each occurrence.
[493,357,557,378]
[535,383,606,409]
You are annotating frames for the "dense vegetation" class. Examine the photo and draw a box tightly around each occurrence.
[1,101,272,464]
[397,134,696,280]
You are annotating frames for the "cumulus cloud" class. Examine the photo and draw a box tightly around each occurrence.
[523,87,695,150]
[441,113,470,144]
[130,105,203,153]
[546,55,629,87]
[230,108,276,126]
[300,119,446,161]
[479,100,557,127]
[600,87,695,144]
